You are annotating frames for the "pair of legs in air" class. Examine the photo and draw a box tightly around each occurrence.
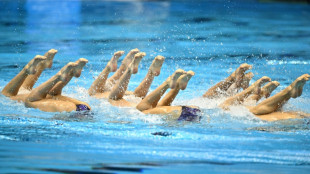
[1,49,90,112]
[203,63,310,121]
[89,49,199,121]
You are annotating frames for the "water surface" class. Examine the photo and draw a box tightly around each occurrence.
[0,0,310,173]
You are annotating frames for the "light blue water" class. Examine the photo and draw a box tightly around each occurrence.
[1,0,310,173]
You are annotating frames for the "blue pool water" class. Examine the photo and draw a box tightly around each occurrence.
[1,0,310,173]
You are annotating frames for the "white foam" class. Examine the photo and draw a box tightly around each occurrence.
[174,97,226,109]
[123,94,142,105]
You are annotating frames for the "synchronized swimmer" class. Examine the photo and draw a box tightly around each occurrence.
[1,49,310,122]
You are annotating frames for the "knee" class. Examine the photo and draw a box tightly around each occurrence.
[249,105,268,115]
[24,99,33,108]
[219,102,230,110]
[136,103,151,112]
[1,90,13,97]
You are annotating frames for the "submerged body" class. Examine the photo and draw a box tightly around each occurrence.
[1,50,90,112]
[1,49,309,122]
[213,64,310,121]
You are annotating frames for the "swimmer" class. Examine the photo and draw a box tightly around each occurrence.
[203,63,252,98]
[2,55,47,100]
[25,59,90,112]
[1,52,90,112]
[220,73,310,121]
[137,70,201,121]
[2,49,58,102]
[249,74,310,121]
[90,54,199,121]
[45,58,91,109]
[88,50,125,96]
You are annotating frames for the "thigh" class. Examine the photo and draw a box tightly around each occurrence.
[256,111,306,122]
[48,95,91,109]
[26,99,77,112]
[142,106,182,119]
[93,92,110,99]
[109,98,136,107]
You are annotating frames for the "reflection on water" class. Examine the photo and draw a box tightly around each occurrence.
[0,0,310,173]
[25,0,82,55]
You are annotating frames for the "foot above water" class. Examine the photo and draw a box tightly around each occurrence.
[261,81,280,98]
[177,70,195,90]
[168,69,186,89]
[129,52,145,74]
[290,74,310,98]
[122,48,140,66]
[43,49,58,69]
[149,55,165,76]
[25,55,47,75]
[73,58,89,77]
[109,51,124,72]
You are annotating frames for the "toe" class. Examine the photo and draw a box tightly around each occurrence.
[187,70,195,76]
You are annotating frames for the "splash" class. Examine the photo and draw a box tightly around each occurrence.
[267,60,310,65]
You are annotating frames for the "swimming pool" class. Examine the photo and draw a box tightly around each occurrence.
[0,0,310,173]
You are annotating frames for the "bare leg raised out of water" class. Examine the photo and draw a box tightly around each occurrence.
[246,81,280,102]
[203,63,252,98]
[105,48,140,90]
[219,76,271,110]
[25,61,90,112]
[227,72,254,96]
[250,74,310,116]
[22,49,58,90]
[2,55,46,97]
[157,71,195,106]
[48,58,89,96]
[131,55,165,98]
[142,72,199,121]
[46,58,91,109]
[136,69,185,111]
[88,51,124,96]
[108,52,145,100]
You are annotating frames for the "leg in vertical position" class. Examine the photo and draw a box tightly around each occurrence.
[250,74,310,115]
[227,72,254,96]
[133,55,165,98]
[26,62,75,103]
[247,81,280,102]
[48,58,89,96]
[219,76,271,109]
[2,55,46,97]
[88,51,124,96]
[105,48,140,90]
[108,52,145,100]
[25,62,83,112]
[158,71,195,106]
[47,59,90,109]
[22,49,58,90]
[136,69,185,111]
[203,63,252,98]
